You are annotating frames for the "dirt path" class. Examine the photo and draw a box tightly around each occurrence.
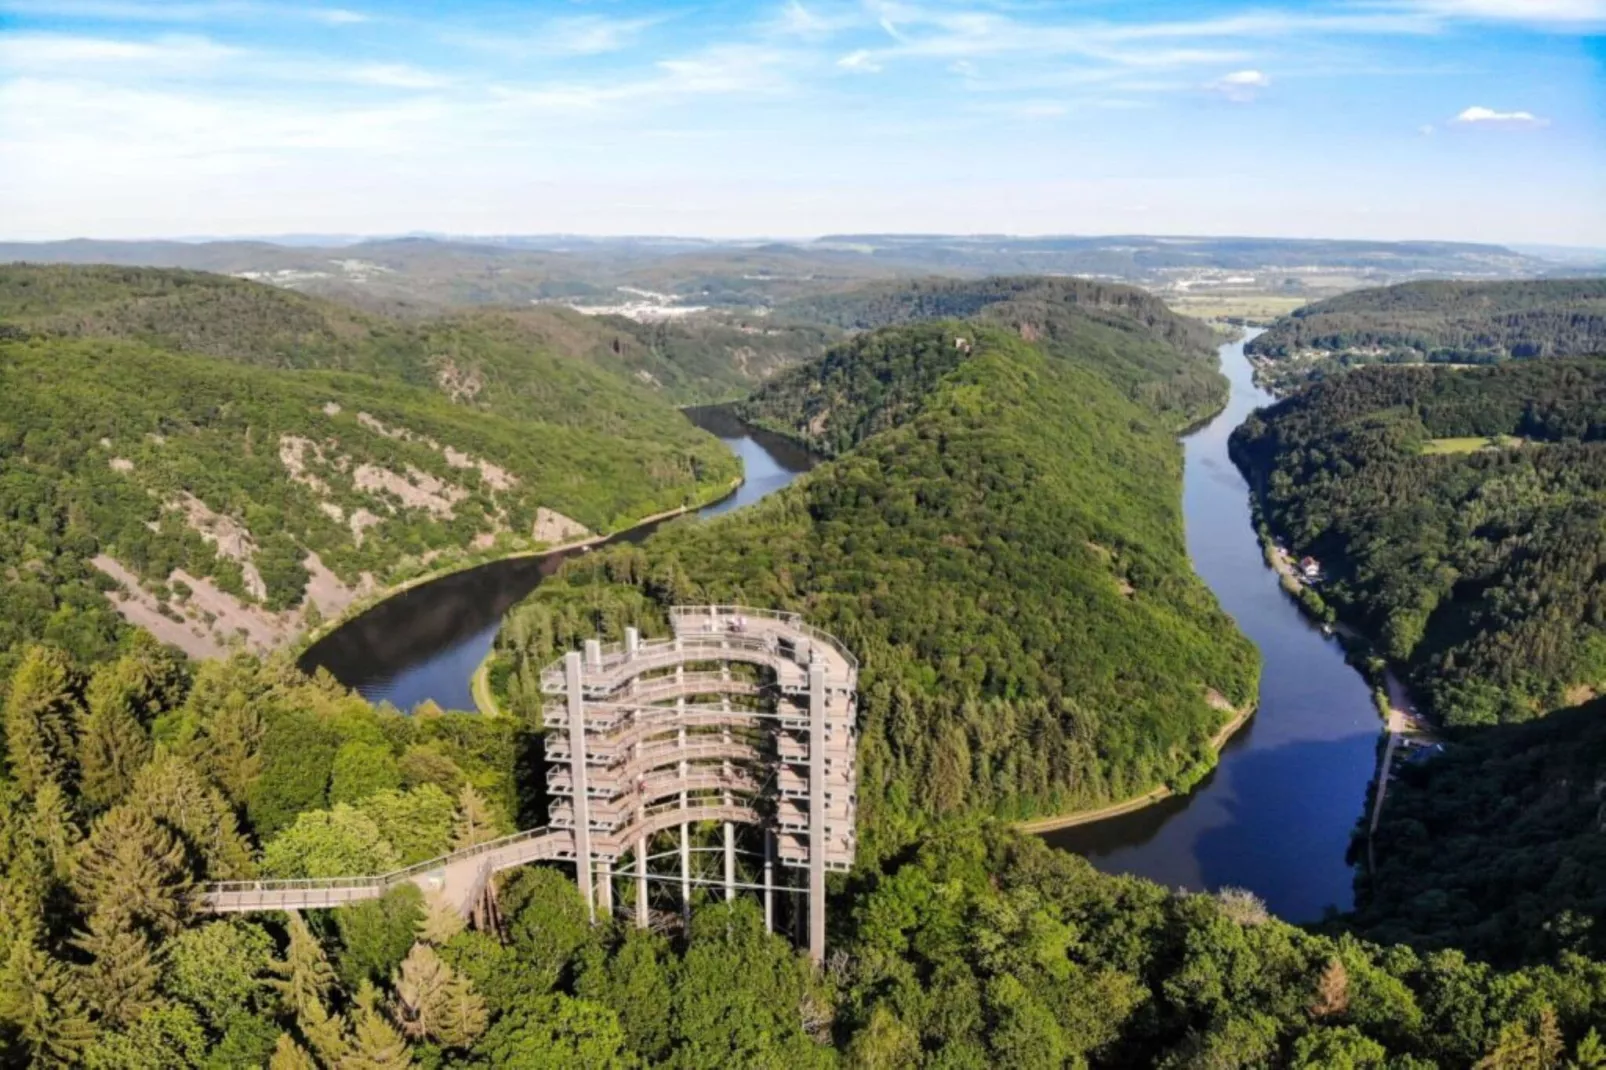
[1369,670,1414,835]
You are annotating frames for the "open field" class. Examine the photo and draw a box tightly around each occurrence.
[1164,292,1309,322]
[1422,434,1525,455]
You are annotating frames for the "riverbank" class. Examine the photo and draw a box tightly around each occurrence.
[1017,699,1256,833]
[294,477,742,655]
[470,656,502,718]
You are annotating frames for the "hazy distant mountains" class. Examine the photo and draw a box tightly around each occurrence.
[0,233,1582,313]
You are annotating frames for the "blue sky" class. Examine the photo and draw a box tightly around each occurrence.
[1,0,1602,244]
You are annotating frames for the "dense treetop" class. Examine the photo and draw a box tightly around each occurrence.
[493,317,1259,862]
[1231,360,1606,727]
[776,276,1227,429]
[1246,279,1606,389]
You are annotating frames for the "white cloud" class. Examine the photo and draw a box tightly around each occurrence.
[541,15,657,55]
[493,44,798,113]
[837,49,882,72]
[346,63,448,89]
[1453,105,1549,126]
[0,32,238,70]
[310,7,367,25]
[1387,0,1606,26]
[770,0,857,37]
[1208,68,1270,101]
[0,0,372,23]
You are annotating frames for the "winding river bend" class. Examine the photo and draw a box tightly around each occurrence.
[1041,332,1380,922]
[296,409,815,713]
[303,334,1380,922]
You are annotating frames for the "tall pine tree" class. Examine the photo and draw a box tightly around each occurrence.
[3,646,82,795]
[72,804,193,937]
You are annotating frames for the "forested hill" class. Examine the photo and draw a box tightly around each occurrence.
[492,319,1260,859]
[1246,278,1606,368]
[0,264,828,405]
[776,276,1228,429]
[0,267,742,667]
[1230,360,1606,726]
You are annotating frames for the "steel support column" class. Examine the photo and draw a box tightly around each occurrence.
[636,835,649,929]
[808,662,826,963]
[565,652,594,922]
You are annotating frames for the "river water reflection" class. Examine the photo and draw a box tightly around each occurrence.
[1041,332,1380,922]
[296,408,815,714]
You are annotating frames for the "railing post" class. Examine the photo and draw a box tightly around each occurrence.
[724,821,736,903]
[584,639,602,671]
[624,626,639,654]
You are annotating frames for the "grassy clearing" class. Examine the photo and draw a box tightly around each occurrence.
[1422,434,1525,455]
[1164,293,1309,322]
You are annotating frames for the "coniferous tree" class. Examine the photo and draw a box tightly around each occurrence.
[193,693,264,808]
[340,984,413,1070]
[26,778,82,883]
[269,1033,319,1070]
[1309,957,1350,1020]
[391,941,451,1041]
[300,995,351,1066]
[3,646,81,795]
[0,939,97,1067]
[72,911,160,1026]
[391,941,486,1048]
[440,968,490,1049]
[451,783,500,850]
[72,804,193,936]
[129,749,255,879]
[77,662,154,811]
[416,893,465,947]
[271,912,338,1022]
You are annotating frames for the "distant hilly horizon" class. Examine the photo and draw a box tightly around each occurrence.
[7,232,1604,258]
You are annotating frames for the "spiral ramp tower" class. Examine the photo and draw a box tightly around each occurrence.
[201,606,858,963]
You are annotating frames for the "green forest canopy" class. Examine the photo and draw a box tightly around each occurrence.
[1246,278,1606,379]
[776,275,1229,430]
[1231,359,1606,728]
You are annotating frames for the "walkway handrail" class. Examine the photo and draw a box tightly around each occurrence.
[672,604,860,672]
[204,822,564,898]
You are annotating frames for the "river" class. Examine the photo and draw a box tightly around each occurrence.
[296,408,815,713]
[1040,331,1380,922]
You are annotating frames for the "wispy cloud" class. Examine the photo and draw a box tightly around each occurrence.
[1453,105,1550,125]
[1208,68,1271,101]
[1382,0,1606,27]
[837,49,882,73]
[447,14,660,57]
[493,44,799,113]
[0,32,238,69]
[0,0,371,24]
